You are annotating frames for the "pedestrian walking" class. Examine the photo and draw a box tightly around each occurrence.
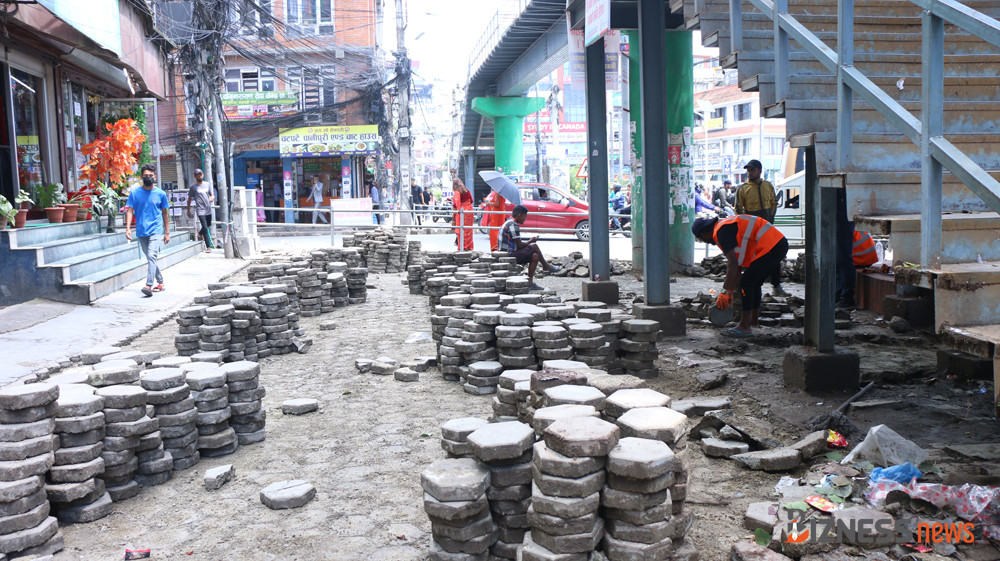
[485,190,507,251]
[692,214,789,337]
[125,164,170,297]
[307,176,328,224]
[410,179,424,226]
[452,178,474,250]
[369,181,382,224]
[186,168,218,252]
[735,159,788,296]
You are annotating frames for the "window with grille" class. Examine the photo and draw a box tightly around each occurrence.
[764,137,784,155]
[285,0,334,34]
[733,138,751,156]
[734,102,752,121]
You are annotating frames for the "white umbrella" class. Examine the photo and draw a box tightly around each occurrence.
[478,170,522,205]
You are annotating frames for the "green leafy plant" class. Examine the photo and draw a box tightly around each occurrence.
[35,183,67,209]
[0,196,16,227]
[14,188,33,208]
[89,182,123,233]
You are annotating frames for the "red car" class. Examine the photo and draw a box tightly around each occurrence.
[480,183,591,240]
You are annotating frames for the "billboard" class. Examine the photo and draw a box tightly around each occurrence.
[221,91,299,120]
[279,125,380,158]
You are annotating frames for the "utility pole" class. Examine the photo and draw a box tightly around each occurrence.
[395,0,412,225]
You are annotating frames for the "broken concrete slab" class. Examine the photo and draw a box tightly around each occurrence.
[281,399,319,415]
[260,480,316,509]
[671,396,732,417]
[790,431,828,460]
[604,389,671,418]
[744,502,779,533]
[204,464,235,490]
[731,541,793,561]
[393,368,419,382]
[695,370,728,390]
[440,418,489,443]
[695,409,785,449]
[532,405,599,436]
[732,448,802,472]
[702,438,750,458]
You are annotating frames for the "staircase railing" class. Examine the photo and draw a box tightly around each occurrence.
[729,0,1000,268]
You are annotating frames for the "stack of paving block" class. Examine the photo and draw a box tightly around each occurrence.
[439,417,488,459]
[198,304,235,361]
[496,314,536,371]
[464,361,503,397]
[174,305,207,357]
[191,365,236,458]
[620,319,660,379]
[327,269,350,307]
[458,313,501,384]
[504,276,530,296]
[532,325,573,364]
[532,403,600,440]
[498,370,534,424]
[231,286,264,362]
[541,384,607,416]
[466,422,535,560]
[429,304,451,347]
[247,263,285,282]
[568,321,612,370]
[95,385,156,502]
[421,458,494,560]
[437,308,467,382]
[406,265,425,294]
[346,267,369,303]
[523,370,589,431]
[151,362,201,469]
[260,288,294,356]
[296,268,323,317]
[406,240,422,267]
[138,368,190,486]
[424,276,450,304]
[315,272,335,313]
[279,270,303,316]
[524,416,619,558]
[307,250,329,273]
[0,383,63,556]
[600,315,627,374]
[222,361,266,445]
[48,388,110,523]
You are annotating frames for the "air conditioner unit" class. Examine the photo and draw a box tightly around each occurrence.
[304,113,322,124]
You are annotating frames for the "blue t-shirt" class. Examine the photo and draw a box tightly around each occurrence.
[126,187,170,237]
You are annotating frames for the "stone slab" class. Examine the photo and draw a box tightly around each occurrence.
[260,480,315,509]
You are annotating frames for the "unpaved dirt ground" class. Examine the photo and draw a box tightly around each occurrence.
[52,261,1000,561]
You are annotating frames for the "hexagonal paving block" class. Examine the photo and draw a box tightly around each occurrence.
[421,458,490,502]
[604,389,671,418]
[544,416,620,458]
[531,405,599,436]
[542,385,606,410]
[466,421,534,463]
[607,437,677,480]
[617,407,688,444]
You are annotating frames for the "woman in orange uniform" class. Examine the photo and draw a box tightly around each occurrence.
[486,191,508,251]
[452,178,475,250]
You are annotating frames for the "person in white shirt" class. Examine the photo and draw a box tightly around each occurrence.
[306,176,328,224]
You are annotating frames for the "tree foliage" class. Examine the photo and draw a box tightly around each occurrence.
[78,118,147,193]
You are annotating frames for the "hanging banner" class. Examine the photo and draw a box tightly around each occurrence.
[569,29,586,90]
[585,0,611,47]
[222,91,299,120]
[279,125,380,158]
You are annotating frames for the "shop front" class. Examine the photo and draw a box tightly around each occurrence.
[278,125,380,225]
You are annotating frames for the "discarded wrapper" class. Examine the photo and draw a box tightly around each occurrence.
[124,550,151,560]
[827,429,848,448]
[805,495,841,513]
[867,480,1000,540]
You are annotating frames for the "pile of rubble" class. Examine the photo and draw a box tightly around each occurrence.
[687,253,797,282]
[0,347,269,556]
[679,292,811,328]
[421,366,696,561]
[341,226,422,273]
[545,252,631,278]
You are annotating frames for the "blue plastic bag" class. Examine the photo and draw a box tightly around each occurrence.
[870,462,922,484]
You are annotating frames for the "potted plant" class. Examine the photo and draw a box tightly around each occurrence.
[0,196,16,230]
[68,190,91,221]
[89,183,123,233]
[36,183,67,223]
[13,188,32,228]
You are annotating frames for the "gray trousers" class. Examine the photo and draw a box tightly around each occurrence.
[138,235,164,286]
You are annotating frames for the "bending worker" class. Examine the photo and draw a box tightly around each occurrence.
[692,214,789,337]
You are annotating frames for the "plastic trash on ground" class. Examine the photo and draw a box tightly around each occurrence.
[841,424,928,468]
[827,429,848,448]
[870,462,923,484]
[404,332,433,344]
[866,481,1000,540]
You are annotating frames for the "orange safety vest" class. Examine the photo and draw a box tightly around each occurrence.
[712,215,785,268]
[852,230,878,267]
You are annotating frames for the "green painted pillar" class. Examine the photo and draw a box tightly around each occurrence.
[472,97,546,175]
[665,31,695,268]
[624,30,644,271]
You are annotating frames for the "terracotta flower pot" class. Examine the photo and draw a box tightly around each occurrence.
[14,209,27,228]
[44,207,65,223]
[59,204,79,223]
[77,207,88,221]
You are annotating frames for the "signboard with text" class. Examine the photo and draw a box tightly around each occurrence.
[585,0,610,47]
[279,125,380,158]
[222,91,299,120]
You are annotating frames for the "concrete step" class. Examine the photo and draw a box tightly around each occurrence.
[782,99,1000,136]
[40,232,197,284]
[855,212,1000,264]
[895,261,1000,331]
[33,232,130,266]
[724,50,1000,79]
[743,75,1000,108]
[3,220,99,249]
[842,171,999,217]
[64,237,205,303]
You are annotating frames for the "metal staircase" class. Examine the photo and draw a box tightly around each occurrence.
[684,0,1000,411]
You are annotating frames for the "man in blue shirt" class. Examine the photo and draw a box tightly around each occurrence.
[125,164,170,297]
[608,184,626,229]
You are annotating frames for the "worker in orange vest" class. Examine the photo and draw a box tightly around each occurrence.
[692,214,789,337]
[852,230,878,267]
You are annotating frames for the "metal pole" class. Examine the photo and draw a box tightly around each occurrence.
[637,0,670,305]
[586,36,611,281]
[330,202,336,246]
[836,0,854,170]
[921,11,943,268]
[774,0,789,102]
[396,0,413,226]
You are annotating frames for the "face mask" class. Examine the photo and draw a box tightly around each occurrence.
[142,177,154,187]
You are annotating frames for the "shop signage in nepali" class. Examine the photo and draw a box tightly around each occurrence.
[221,91,299,120]
[279,125,380,158]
